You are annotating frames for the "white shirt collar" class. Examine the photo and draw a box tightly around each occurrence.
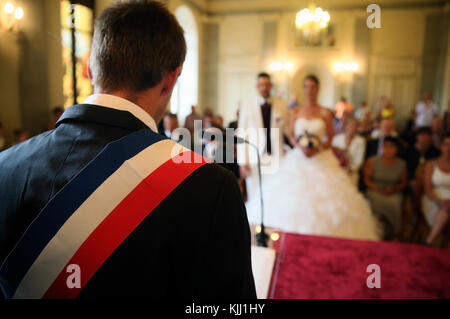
[257,95,273,105]
[84,93,158,132]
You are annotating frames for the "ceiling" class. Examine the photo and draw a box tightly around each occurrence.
[186,0,448,15]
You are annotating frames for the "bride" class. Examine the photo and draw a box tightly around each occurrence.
[246,74,380,241]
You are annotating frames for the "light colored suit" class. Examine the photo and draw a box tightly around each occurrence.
[236,95,289,202]
[332,133,366,185]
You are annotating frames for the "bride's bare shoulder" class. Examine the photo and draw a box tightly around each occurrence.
[290,105,302,117]
[318,106,333,120]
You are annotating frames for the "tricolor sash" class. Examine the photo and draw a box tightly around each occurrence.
[0,129,208,299]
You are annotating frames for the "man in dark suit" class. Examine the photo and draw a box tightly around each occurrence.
[0,1,255,299]
[365,118,406,159]
[404,127,441,180]
[162,113,180,140]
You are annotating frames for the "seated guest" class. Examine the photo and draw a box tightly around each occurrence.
[184,105,202,134]
[357,108,374,138]
[334,97,354,120]
[228,108,239,130]
[45,107,64,131]
[431,116,444,149]
[422,133,450,245]
[379,102,395,120]
[12,129,30,146]
[370,117,398,139]
[332,118,366,185]
[415,92,438,128]
[405,127,441,181]
[203,114,216,129]
[163,113,192,149]
[163,113,179,139]
[406,127,441,215]
[354,101,370,121]
[333,109,352,135]
[366,118,401,159]
[400,110,418,146]
[203,108,214,118]
[364,137,408,240]
[443,100,450,132]
[373,95,389,121]
[215,115,224,130]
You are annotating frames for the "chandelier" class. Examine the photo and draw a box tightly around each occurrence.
[1,1,24,32]
[295,6,330,46]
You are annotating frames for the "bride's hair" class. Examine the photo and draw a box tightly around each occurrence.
[304,74,320,86]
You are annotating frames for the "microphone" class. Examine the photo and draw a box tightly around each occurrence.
[234,136,247,144]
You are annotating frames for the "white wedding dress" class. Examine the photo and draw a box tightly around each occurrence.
[246,117,381,241]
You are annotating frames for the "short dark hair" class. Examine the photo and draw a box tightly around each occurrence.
[383,136,400,149]
[257,72,271,80]
[416,126,433,137]
[443,132,450,141]
[304,74,320,86]
[90,0,186,93]
[164,113,178,120]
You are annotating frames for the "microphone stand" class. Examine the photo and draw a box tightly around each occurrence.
[205,131,270,247]
[244,140,269,247]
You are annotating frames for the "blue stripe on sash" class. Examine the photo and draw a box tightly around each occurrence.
[0,129,165,298]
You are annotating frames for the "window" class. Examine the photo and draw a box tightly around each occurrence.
[61,0,94,108]
[171,6,198,124]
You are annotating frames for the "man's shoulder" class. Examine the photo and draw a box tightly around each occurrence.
[242,96,259,108]
[165,162,240,208]
[189,162,236,186]
[0,131,53,163]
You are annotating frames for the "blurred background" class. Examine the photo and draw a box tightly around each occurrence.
[0,0,449,143]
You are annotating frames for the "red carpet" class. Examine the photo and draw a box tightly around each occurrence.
[268,233,450,299]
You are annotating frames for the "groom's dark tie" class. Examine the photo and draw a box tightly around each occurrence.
[261,102,272,155]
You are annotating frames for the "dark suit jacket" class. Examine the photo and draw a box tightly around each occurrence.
[405,145,441,180]
[0,104,256,299]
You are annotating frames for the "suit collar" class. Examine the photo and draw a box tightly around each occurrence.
[257,95,273,105]
[84,94,158,132]
[56,104,150,132]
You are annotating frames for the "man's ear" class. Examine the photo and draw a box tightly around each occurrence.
[161,66,182,96]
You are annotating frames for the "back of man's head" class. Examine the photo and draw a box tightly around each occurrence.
[89,0,186,94]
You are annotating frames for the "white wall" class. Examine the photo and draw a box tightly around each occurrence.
[217,14,263,122]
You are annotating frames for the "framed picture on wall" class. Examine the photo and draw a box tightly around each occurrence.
[293,23,337,48]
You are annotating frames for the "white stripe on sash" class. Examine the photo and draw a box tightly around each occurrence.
[14,139,187,299]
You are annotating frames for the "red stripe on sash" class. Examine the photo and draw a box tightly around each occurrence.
[42,151,207,299]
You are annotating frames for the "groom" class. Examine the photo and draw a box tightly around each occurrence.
[0,1,255,299]
[237,73,289,203]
